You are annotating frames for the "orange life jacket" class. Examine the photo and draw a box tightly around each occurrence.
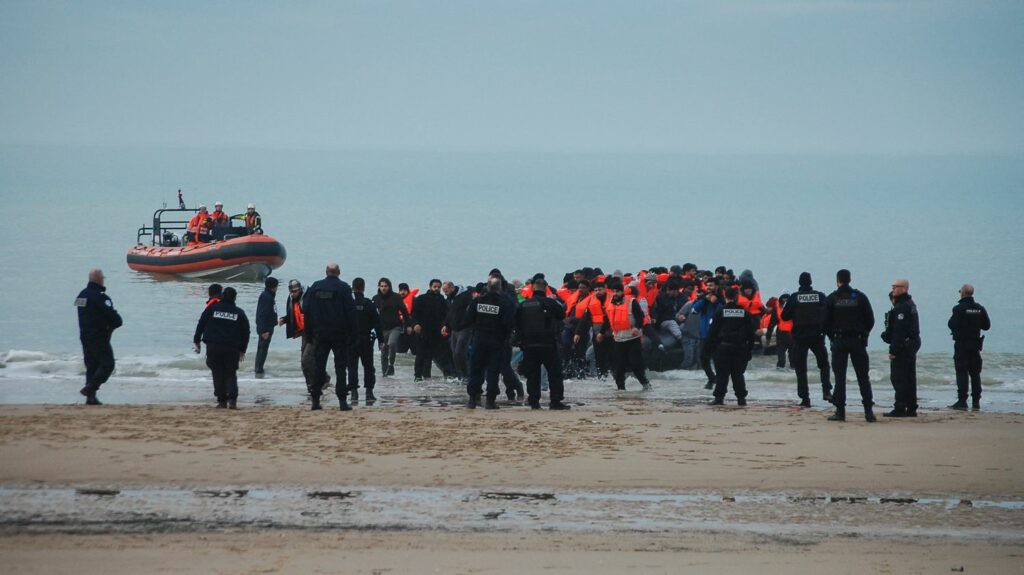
[403,288,419,314]
[586,293,606,324]
[188,213,209,234]
[209,210,230,226]
[774,300,793,333]
[605,298,635,332]
[292,300,305,333]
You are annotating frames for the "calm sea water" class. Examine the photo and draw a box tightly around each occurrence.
[0,146,1021,410]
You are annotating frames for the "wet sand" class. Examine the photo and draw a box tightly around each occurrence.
[2,402,1022,573]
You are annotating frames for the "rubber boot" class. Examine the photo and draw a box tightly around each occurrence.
[827,407,845,421]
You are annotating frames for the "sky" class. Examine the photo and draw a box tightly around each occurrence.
[1,0,1022,155]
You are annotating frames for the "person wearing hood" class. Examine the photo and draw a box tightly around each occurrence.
[947,284,991,410]
[781,272,833,408]
[881,279,921,417]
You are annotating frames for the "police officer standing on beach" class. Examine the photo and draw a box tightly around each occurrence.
[707,287,756,406]
[193,287,250,409]
[303,263,356,411]
[822,269,876,422]
[881,279,921,417]
[461,277,515,409]
[515,276,571,410]
[75,269,123,405]
[254,277,278,377]
[781,272,833,408]
[947,284,991,410]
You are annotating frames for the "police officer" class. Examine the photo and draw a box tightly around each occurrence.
[348,277,383,404]
[822,269,876,422]
[193,287,250,409]
[460,277,515,409]
[781,272,833,407]
[75,269,123,405]
[947,284,991,410]
[302,263,356,411]
[881,278,921,417]
[515,276,571,410]
[707,287,756,406]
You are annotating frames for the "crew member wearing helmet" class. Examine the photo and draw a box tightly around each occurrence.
[210,201,230,227]
[186,205,210,244]
[243,203,262,234]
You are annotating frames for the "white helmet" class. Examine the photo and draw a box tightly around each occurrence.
[247,203,255,209]
[214,201,223,207]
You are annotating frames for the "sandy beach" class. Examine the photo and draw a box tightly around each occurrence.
[1,401,1022,573]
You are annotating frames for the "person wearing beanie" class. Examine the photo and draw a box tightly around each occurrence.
[781,272,833,408]
[193,286,250,409]
[254,276,279,377]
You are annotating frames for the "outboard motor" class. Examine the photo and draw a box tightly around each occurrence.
[162,230,181,247]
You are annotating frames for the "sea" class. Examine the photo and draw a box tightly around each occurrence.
[0,145,1021,412]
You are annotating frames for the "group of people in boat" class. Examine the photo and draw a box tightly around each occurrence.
[184,202,262,244]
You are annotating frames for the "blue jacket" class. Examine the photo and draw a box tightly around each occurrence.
[690,296,723,340]
[75,282,123,342]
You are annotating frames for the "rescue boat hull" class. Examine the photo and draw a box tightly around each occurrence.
[127,235,286,281]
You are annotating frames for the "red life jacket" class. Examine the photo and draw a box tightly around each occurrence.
[292,300,305,334]
[403,288,419,314]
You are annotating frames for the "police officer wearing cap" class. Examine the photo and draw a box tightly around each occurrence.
[947,284,991,410]
[881,278,921,417]
[348,277,383,404]
[781,272,833,408]
[515,276,571,410]
[75,269,123,405]
[302,263,356,411]
[822,269,876,422]
[193,287,250,409]
[460,277,516,409]
[707,287,756,406]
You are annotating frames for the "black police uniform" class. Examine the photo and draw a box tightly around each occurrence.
[882,293,921,415]
[515,292,567,408]
[302,275,356,407]
[707,302,756,403]
[823,285,875,410]
[193,300,250,404]
[460,291,515,406]
[781,287,833,403]
[348,292,383,397]
[948,296,991,406]
[75,281,123,401]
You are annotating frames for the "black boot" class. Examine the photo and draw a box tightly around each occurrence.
[737,397,747,406]
[549,401,571,411]
[709,397,724,406]
[350,388,359,403]
[529,401,541,410]
[822,391,833,403]
[971,399,981,411]
[883,408,907,418]
[948,400,968,411]
[311,396,322,410]
[365,389,377,403]
[704,381,714,390]
[467,395,480,409]
[85,394,102,406]
[216,401,227,409]
[864,405,876,422]
[339,397,352,411]
[799,398,811,408]
[827,407,845,421]
[485,397,499,410]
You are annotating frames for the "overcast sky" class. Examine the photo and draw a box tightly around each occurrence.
[1,0,1021,154]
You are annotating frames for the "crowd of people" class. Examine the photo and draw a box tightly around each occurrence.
[75,264,992,420]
